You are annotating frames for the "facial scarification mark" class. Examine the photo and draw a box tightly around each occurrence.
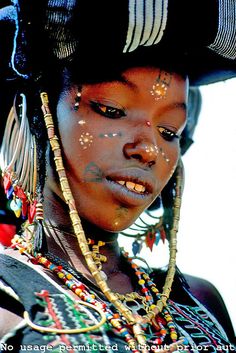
[83,162,103,182]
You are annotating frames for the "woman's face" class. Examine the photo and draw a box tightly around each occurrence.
[55,67,188,231]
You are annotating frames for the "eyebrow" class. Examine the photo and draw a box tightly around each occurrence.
[168,102,187,112]
[105,77,187,112]
[116,75,138,91]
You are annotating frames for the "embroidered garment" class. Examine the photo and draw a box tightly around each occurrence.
[0,255,235,353]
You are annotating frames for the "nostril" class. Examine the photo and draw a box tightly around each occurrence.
[131,154,142,161]
[123,141,158,165]
[147,161,155,167]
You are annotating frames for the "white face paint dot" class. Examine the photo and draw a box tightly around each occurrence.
[78,120,86,125]
[79,132,93,150]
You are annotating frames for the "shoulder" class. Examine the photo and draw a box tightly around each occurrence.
[0,280,24,339]
[185,274,236,344]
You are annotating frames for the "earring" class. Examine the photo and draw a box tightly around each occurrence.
[0,94,38,222]
[120,194,165,255]
[74,86,82,111]
[0,93,47,252]
[120,161,184,256]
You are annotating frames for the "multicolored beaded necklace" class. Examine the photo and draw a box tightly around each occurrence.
[12,233,188,353]
[2,92,188,353]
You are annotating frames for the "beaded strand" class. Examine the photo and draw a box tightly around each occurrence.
[12,234,187,353]
[38,92,186,353]
[11,236,141,353]
[40,92,149,352]
[123,251,179,344]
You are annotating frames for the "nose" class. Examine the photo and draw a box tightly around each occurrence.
[123,140,159,167]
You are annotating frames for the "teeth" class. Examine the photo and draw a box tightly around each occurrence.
[116,180,146,193]
[126,181,136,191]
[117,180,125,185]
[135,184,145,193]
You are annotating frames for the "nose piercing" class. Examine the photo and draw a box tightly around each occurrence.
[146,121,151,127]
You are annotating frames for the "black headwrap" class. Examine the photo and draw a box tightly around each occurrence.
[0,0,233,225]
[0,0,236,84]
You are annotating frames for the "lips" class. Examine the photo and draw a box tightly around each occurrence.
[105,168,156,206]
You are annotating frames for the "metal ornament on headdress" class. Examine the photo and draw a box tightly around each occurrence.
[150,71,172,100]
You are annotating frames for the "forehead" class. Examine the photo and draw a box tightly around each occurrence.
[80,67,188,109]
[121,67,187,90]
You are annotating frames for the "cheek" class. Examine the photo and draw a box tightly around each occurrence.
[155,142,180,186]
[57,98,93,157]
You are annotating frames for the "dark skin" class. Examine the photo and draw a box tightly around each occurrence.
[46,67,187,230]
[42,67,187,289]
[1,67,235,342]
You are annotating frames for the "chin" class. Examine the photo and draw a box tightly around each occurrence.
[99,216,139,233]
[81,207,142,234]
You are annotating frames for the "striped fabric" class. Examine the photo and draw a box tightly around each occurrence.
[123,0,168,53]
[45,0,78,59]
[208,0,236,59]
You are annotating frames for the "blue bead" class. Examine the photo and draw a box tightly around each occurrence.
[132,240,141,256]
[6,185,14,199]
[155,232,161,245]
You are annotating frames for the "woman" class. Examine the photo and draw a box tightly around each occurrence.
[0,1,236,352]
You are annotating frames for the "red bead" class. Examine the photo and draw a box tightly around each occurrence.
[14,186,27,200]
[71,284,78,291]
[28,200,37,224]
[154,338,162,345]
[21,201,28,217]
[78,283,85,290]
[30,258,39,265]
[3,174,11,192]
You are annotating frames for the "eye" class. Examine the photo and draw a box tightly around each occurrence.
[90,101,126,119]
[158,127,179,141]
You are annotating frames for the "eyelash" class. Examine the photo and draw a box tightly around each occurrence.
[90,101,179,141]
[158,127,179,141]
[90,101,126,119]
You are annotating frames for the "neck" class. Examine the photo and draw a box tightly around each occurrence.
[44,222,134,293]
[43,188,134,293]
